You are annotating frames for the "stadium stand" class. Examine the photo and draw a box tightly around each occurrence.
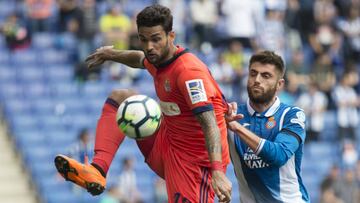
[0,0,359,203]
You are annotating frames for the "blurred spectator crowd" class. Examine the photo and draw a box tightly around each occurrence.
[0,0,360,202]
[1,0,359,103]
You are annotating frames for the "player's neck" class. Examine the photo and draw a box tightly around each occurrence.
[154,44,178,67]
[250,97,277,114]
[167,44,178,59]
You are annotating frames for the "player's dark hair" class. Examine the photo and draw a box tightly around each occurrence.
[136,4,173,33]
[249,51,285,77]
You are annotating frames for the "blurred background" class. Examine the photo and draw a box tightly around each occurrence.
[0,0,359,203]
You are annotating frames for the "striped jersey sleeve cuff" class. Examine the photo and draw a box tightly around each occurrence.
[255,138,266,155]
[192,104,214,115]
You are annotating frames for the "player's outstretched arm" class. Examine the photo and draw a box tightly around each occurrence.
[228,120,301,167]
[196,110,232,203]
[85,45,145,69]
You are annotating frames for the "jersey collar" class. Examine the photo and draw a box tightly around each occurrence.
[155,46,188,69]
[247,97,281,117]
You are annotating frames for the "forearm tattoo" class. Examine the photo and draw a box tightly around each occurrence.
[195,111,222,155]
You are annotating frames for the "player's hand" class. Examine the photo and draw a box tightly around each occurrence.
[227,120,242,132]
[225,102,243,123]
[211,170,232,203]
[225,102,244,131]
[85,45,114,69]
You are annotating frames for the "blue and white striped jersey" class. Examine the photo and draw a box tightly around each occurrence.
[228,97,310,203]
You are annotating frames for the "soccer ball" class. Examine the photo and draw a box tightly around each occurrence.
[117,95,161,139]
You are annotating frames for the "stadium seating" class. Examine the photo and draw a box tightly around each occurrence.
[0,1,16,19]
[11,50,38,66]
[0,51,10,65]
[32,33,55,49]
[0,2,353,203]
[0,66,16,84]
[46,65,74,82]
[37,49,69,65]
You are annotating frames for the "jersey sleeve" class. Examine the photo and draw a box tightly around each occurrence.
[282,107,306,143]
[177,67,216,114]
[257,133,300,167]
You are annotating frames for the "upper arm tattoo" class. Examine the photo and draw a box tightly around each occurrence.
[195,110,222,154]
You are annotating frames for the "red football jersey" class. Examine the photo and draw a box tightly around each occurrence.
[143,46,230,166]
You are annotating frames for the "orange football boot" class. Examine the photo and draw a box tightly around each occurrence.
[54,154,106,195]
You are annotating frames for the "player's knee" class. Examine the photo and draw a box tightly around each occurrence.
[108,89,137,105]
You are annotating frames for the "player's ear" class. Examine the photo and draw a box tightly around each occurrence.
[277,78,285,91]
[168,31,175,42]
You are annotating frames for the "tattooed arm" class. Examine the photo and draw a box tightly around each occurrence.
[195,110,232,203]
[195,110,222,161]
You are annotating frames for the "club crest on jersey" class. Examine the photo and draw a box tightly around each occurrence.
[164,79,171,92]
[265,117,276,129]
[185,79,207,104]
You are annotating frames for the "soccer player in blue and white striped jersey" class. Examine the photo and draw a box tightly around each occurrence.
[226,51,310,203]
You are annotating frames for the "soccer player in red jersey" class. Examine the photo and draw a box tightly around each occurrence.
[54,4,232,202]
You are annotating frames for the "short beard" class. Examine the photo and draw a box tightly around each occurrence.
[247,85,277,105]
[147,38,170,65]
[158,44,170,63]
